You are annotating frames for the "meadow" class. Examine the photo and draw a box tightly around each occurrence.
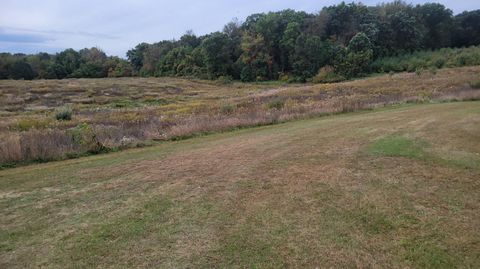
[2,1,480,268]
[1,66,480,166]
[1,101,479,268]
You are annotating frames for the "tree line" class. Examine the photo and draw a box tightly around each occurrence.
[0,48,132,80]
[1,1,480,81]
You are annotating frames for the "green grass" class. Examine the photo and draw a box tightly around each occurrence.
[110,98,142,108]
[1,102,479,268]
[402,239,457,269]
[62,197,174,267]
[367,136,426,159]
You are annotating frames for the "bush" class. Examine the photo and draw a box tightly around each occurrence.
[267,98,285,110]
[220,103,235,114]
[67,123,106,153]
[313,66,346,83]
[9,61,35,80]
[55,106,73,121]
[470,79,480,89]
[278,73,290,82]
[215,75,233,85]
[432,58,445,68]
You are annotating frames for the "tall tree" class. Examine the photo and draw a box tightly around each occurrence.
[200,32,233,78]
[415,3,453,49]
[238,33,272,81]
[334,32,374,78]
[291,34,331,81]
[453,10,480,47]
[55,49,82,78]
[126,43,149,72]
[9,60,35,80]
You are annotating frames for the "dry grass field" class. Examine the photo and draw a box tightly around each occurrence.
[1,66,480,165]
[1,101,479,268]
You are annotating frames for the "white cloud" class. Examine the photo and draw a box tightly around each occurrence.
[1,0,478,57]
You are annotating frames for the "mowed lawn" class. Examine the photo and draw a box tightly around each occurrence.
[1,102,479,268]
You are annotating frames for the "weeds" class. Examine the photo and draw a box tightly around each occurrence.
[13,118,50,131]
[1,67,480,166]
[312,66,346,83]
[55,106,73,120]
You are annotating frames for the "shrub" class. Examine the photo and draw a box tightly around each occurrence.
[67,123,106,153]
[433,58,445,68]
[278,73,290,82]
[313,66,346,83]
[215,75,233,85]
[220,103,235,114]
[419,91,433,100]
[55,106,73,121]
[267,98,285,110]
[470,79,480,89]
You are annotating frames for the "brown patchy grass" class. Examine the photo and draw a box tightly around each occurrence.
[0,101,479,268]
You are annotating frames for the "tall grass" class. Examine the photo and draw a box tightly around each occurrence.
[372,46,480,73]
[2,88,479,167]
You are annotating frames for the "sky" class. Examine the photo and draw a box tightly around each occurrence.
[1,0,479,57]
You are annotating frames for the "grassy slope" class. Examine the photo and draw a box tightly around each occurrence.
[1,102,479,268]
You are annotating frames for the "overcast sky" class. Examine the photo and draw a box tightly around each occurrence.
[1,0,478,57]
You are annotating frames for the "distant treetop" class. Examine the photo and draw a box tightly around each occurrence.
[1,1,479,81]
